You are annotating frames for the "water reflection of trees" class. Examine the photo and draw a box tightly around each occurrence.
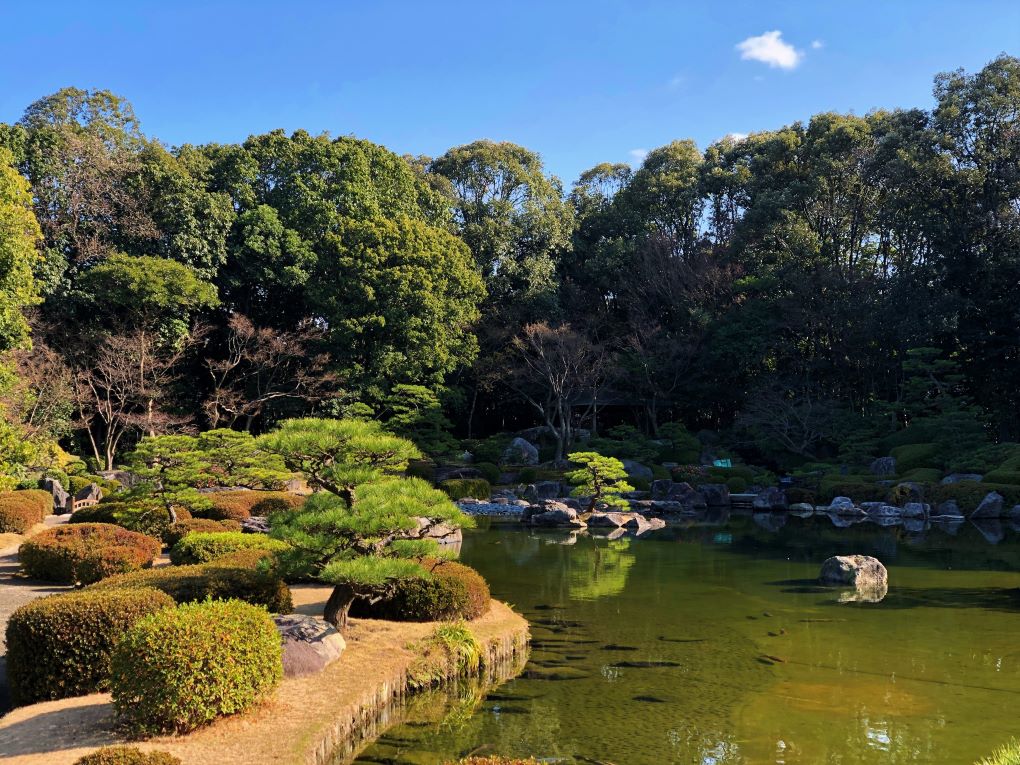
[568,538,636,600]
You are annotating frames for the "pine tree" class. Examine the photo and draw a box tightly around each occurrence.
[566,452,634,513]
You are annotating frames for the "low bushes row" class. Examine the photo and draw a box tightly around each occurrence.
[352,558,490,621]
[0,489,53,533]
[193,490,304,522]
[89,558,293,612]
[20,523,161,584]
[111,599,283,735]
[163,518,242,546]
[169,531,289,565]
[6,587,174,705]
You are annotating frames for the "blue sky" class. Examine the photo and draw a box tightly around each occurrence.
[2,1,1018,184]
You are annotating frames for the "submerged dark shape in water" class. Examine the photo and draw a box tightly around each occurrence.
[658,636,707,643]
[601,644,640,651]
[486,705,531,714]
[486,692,540,702]
[633,695,669,703]
[610,660,683,668]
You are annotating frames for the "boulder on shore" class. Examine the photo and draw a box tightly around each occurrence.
[869,456,897,476]
[621,459,653,481]
[502,437,540,466]
[700,483,730,506]
[827,496,861,515]
[971,491,1005,519]
[38,477,69,514]
[274,614,345,677]
[819,555,888,591]
[752,487,787,511]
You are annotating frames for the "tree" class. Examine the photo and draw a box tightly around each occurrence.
[203,313,336,431]
[381,384,458,457]
[0,146,41,353]
[507,322,609,462]
[258,418,470,629]
[309,214,484,399]
[566,452,634,513]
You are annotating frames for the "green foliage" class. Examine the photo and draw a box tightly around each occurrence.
[900,468,943,483]
[440,478,491,501]
[90,559,292,612]
[351,559,490,621]
[163,518,241,546]
[169,532,289,565]
[20,523,161,584]
[383,384,459,456]
[0,145,41,354]
[931,482,1020,512]
[976,739,1020,765]
[6,587,174,705]
[726,476,747,493]
[193,490,303,521]
[463,435,511,465]
[818,480,888,503]
[110,599,283,734]
[983,470,1020,486]
[407,621,483,690]
[473,462,501,484]
[566,452,634,511]
[73,747,181,765]
[891,443,942,472]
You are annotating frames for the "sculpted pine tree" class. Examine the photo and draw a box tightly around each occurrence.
[258,418,471,630]
[566,452,634,513]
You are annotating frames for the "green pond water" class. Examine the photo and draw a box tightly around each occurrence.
[352,512,1020,765]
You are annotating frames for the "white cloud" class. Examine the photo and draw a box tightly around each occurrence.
[736,30,803,70]
[724,132,748,143]
[629,148,649,163]
[811,39,824,50]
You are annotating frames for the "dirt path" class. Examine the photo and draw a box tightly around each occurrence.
[0,515,72,711]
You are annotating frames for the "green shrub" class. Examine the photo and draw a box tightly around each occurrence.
[651,464,671,480]
[463,434,511,465]
[930,481,1020,513]
[110,599,283,735]
[516,467,538,484]
[983,470,1020,486]
[163,518,242,546]
[169,531,289,565]
[64,459,88,476]
[352,558,490,621]
[406,460,436,481]
[891,442,941,472]
[440,478,491,501]
[629,476,651,492]
[90,561,293,612]
[474,462,502,484]
[250,493,304,516]
[818,480,888,503]
[785,486,817,505]
[20,523,162,584]
[726,476,747,493]
[190,490,302,522]
[6,588,174,706]
[67,474,93,495]
[68,502,120,524]
[71,501,193,540]
[73,747,181,765]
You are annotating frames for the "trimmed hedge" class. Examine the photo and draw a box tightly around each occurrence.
[163,518,242,546]
[20,523,162,584]
[930,481,1020,512]
[74,748,181,765]
[818,480,887,503]
[473,462,502,484]
[891,442,941,472]
[169,531,289,565]
[70,501,193,540]
[440,478,491,501]
[899,468,943,483]
[983,470,1020,486]
[0,489,53,532]
[351,558,490,621]
[89,560,293,612]
[111,599,284,734]
[6,588,174,706]
[194,490,303,522]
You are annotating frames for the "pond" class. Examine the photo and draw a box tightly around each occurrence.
[352,511,1020,764]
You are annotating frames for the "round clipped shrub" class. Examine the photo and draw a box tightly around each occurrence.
[20,523,162,584]
[6,588,174,706]
[90,561,293,612]
[726,476,747,493]
[194,490,303,522]
[163,518,242,546]
[473,462,502,485]
[110,599,284,734]
[169,531,289,565]
[250,493,304,516]
[74,747,181,765]
[0,489,53,532]
[440,478,491,501]
[351,558,490,621]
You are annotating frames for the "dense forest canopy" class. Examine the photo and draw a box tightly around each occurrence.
[0,55,1018,475]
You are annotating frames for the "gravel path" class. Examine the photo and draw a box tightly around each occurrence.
[0,514,71,711]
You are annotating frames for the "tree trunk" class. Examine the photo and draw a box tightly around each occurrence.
[323,584,357,631]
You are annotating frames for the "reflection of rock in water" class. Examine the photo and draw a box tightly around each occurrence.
[971,519,1005,544]
[753,512,787,532]
[902,519,927,534]
[825,512,864,528]
[932,518,964,536]
[837,583,888,603]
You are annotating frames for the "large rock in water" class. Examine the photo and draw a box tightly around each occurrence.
[827,496,861,515]
[700,483,730,506]
[752,487,786,511]
[274,615,345,677]
[620,460,653,481]
[819,555,888,591]
[502,437,540,466]
[971,491,1005,519]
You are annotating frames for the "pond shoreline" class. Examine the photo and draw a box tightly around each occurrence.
[0,600,530,765]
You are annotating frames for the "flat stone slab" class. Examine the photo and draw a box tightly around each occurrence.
[274,614,346,677]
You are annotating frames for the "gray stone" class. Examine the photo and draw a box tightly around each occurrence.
[789,502,814,514]
[971,491,1005,519]
[274,614,345,677]
[932,500,964,519]
[531,508,585,528]
[869,457,897,476]
[819,555,888,590]
[410,517,463,546]
[620,460,653,481]
[752,487,787,511]
[37,477,69,514]
[586,511,630,527]
[523,481,564,502]
[972,518,1005,544]
[650,479,673,500]
[241,516,270,534]
[699,483,730,506]
[862,502,902,518]
[901,502,929,519]
[666,482,706,508]
[827,496,860,515]
[98,469,140,489]
[940,473,982,485]
[502,437,540,466]
[892,482,924,503]
[623,515,666,534]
